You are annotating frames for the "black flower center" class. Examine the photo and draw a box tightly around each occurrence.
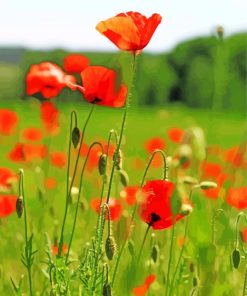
[149,212,161,226]
[91,97,102,104]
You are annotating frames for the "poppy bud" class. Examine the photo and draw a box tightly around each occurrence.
[199,181,217,190]
[71,126,80,148]
[119,169,129,187]
[98,154,107,175]
[128,240,135,256]
[16,196,24,218]
[103,283,111,296]
[232,249,241,269]
[179,203,193,216]
[151,245,159,263]
[105,235,117,260]
[113,149,122,170]
[189,263,195,272]
[193,276,198,287]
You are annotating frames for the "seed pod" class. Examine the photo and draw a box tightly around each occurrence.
[119,169,129,187]
[128,240,135,256]
[113,149,122,170]
[71,127,80,148]
[103,283,111,296]
[199,181,217,190]
[151,245,159,263]
[189,263,195,273]
[98,154,107,175]
[193,276,198,287]
[105,235,117,260]
[16,196,24,218]
[232,249,241,269]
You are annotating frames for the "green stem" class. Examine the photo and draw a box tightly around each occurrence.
[169,187,197,296]
[65,142,104,263]
[243,266,247,296]
[211,209,224,244]
[19,170,33,296]
[165,222,176,296]
[137,224,151,263]
[111,242,125,287]
[58,105,94,257]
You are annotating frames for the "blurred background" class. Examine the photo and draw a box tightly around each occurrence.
[0,0,246,112]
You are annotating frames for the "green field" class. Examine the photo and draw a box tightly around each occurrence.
[0,99,246,295]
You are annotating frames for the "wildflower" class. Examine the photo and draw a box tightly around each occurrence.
[240,227,247,243]
[144,137,166,154]
[90,198,122,221]
[0,195,17,218]
[22,127,43,141]
[0,168,17,191]
[40,101,59,134]
[44,177,57,190]
[168,127,185,143]
[50,152,67,168]
[133,274,156,296]
[0,109,18,135]
[96,12,162,54]
[52,244,67,256]
[26,62,76,99]
[63,53,89,74]
[120,186,139,206]
[77,66,128,107]
[139,180,188,230]
[226,187,247,210]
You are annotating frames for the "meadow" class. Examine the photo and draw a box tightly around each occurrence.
[0,99,246,295]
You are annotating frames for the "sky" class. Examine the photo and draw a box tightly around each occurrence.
[0,0,246,53]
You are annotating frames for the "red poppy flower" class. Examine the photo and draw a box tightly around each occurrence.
[226,187,247,210]
[44,177,57,190]
[0,109,18,135]
[76,66,127,107]
[133,274,156,296]
[63,54,90,74]
[201,161,222,179]
[139,180,187,230]
[50,152,67,168]
[96,12,162,54]
[40,102,59,134]
[8,143,47,162]
[90,197,122,221]
[26,62,76,99]
[168,127,185,143]
[241,227,247,244]
[22,127,43,141]
[120,185,139,205]
[0,168,17,191]
[144,137,166,154]
[9,143,26,162]
[52,244,67,256]
[225,146,245,167]
[0,195,16,218]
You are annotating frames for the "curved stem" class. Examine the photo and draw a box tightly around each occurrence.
[65,141,104,263]
[137,224,150,263]
[58,105,94,257]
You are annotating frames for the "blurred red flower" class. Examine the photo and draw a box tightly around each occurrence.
[0,195,16,218]
[133,274,156,296]
[77,66,127,107]
[201,161,222,179]
[90,197,122,221]
[8,143,25,162]
[9,143,48,162]
[241,227,247,243]
[96,12,162,54]
[50,152,67,168]
[0,109,18,135]
[63,54,90,74]
[40,102,59,134]
[0,168,17,191]
[120,185,139,205]
[139,180,187,230]
[52,244,67,256]
[26,62,76,99]
[44,177,57,190]
[144,137,166,154]
[168,127,185,143]
[22,127,43,141]
[225,146,245,168]
[226,187,247,210]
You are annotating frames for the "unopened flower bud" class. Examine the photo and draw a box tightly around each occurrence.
[98,154,107,175]
[119,169,129,187]
[113,149,122,170]
[103,283,111,296]
[105,235,117,260]
[180,203,193,216]
[199,181,217,190]
[71,126,80,148]
[151,245,159,263]
[16,196,24,218]
[232,249,241,269]
[182,176,199,186]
